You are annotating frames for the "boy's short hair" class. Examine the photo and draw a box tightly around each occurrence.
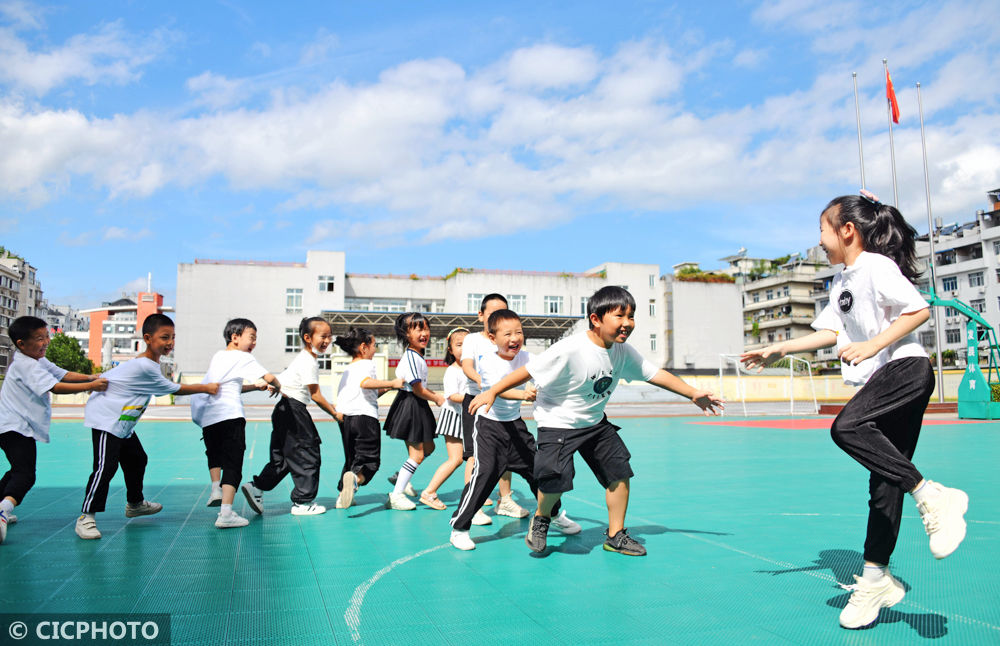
[9,316,47,345]
[142,313,174,336]
[479,293,508,313]
[224,318,257,344]
[487,309,521,335]
[587,286,636,327]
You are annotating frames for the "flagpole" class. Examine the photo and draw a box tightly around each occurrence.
[917,81,945,403]
[853,72,866,189]
[883,58,899,206]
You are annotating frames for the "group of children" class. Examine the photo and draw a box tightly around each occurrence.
[0,192,973,630]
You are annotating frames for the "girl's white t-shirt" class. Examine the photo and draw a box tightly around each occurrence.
[395,348,428,393]
[190,350,268,427]
[441,363,468,415]
[0,351,68,443]
[279,350,319,406]
[527,333,658,429]
[812,251,929,386]
[84,357,181,438]
[461,332,496,396]
[337,359,379,419]
[478,350,531,422]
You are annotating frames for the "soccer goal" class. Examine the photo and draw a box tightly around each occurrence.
[718,354,819,416]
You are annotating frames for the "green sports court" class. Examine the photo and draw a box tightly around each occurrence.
[1,413,997,645]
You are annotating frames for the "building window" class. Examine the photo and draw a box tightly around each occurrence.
[782,285,789,297]
[767,332,775,343]
[752,292,759,303]
[318,275,335,292]
[945,328,961,344]
[467,293,484,313]
[942,276,958,291]
[994,240,1000,255]
[945,306,960,317]
[995,268,1000,283]
[285,328,299,352]
[970,298,986,313]
[580,297,589,316]
[649,334,657,351]
[969,271,984,288]
[649,274,655,287]
[649,299,656,316]
[286,288,303,313]
[920,332,935,346]
[506,294,526,312]
[785,327,791,339]
[544,296,564,315]
[317,356,332,370]
[765,289,773,300]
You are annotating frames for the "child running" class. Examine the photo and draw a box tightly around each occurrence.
[242,316,340,517]
[190,318,280,529]
[77,314,219,540]
[332,327,403,509]
[383,312,445,511]
[450,310,580,550]
[471,286,722,556]
[0,317,108,544]
[741,191,969,630]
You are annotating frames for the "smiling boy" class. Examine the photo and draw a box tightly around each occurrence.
[470,286,723,556]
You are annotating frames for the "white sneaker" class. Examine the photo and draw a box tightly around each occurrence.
[450,529,476,551]
[386,492,416,511]
[7,513,16,524]
[241,482,263,515]
[495,495,529,518]
[916,481,968,559]
[206,488,223,507]
[215,511,250,528]
[0,510,7,544]
[75,514,101,540]
[290,502,326,516]
[125,500,162,517]
[839,573,905,629]
[471,508,493,526]
[338,472,357,509]
[387,474,416,497]
[551,510,582,535]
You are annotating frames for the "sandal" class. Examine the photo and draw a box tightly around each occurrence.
[419,492,447,510]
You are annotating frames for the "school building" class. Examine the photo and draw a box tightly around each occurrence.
[0,249,45,375]
[78,285,175,369]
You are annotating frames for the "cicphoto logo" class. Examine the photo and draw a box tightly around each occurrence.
[0,614,169,645]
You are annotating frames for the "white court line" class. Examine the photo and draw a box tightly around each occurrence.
[564,495,1000,633]
[344,543,451,643]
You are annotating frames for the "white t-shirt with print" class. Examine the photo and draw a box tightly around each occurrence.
[337,359,379,419]
[0,351,68,443]
[395,348,428,393]
[812,251,929,386]
[528,333,658,429]
[190,350,269,428]
[461,332,496,396]
[478,350,531,422]
[442,363,467,416]
[279,350,319,406]
[84,357,182,438]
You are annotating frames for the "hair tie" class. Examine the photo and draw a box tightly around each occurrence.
[859,189,882,205]
[446,327,469,340]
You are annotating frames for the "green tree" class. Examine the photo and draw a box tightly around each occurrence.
[46,333,93,374]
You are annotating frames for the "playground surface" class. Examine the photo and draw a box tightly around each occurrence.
[2,412,997,645]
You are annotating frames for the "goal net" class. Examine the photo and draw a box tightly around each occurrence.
[718,354,819,416]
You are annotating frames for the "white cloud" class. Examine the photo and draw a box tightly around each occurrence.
[186,71,248,109]
[733,48,766,68]
[103,226,151,240]
[505,44,598,89]
[300,28,338,65]
[0,0,46,30]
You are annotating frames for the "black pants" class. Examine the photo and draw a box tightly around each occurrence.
[81,430,148,514]
[203,418,247,488]
[252,398,321,504]
[338,415,380,490]
[450,416,558,531]
[830,357,935,564]
[461,394,476,460]
[0,431,37,504]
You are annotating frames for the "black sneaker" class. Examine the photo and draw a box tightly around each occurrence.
[603,528,646,556]
[525,515,551,553]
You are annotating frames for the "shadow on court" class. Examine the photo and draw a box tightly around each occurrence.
[756,548,947,638]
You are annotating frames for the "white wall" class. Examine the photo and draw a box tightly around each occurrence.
[666,279,743,370]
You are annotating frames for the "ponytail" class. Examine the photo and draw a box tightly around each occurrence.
[823,195,921,282]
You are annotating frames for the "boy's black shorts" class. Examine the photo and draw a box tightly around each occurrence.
[534,417,633,493]
[202,418,247,487]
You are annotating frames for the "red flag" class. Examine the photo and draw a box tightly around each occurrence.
[885,67,900,124]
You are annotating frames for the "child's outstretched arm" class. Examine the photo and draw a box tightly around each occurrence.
[741,330,838,372]
[412,381,445,407]
[839,308,929,365]
[647,370,723,416]
[361,377,405,390]
[60,371,104,383]
[177,383,220,396]
[51,378,109,394]
[308,384,342,421]
[469,366,532,415]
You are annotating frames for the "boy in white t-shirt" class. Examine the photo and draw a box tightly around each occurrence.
[471,287,722,556]
[76,314,220,540]
[449,310,580,551]
[190,318,280,529]
[0,316,108,544]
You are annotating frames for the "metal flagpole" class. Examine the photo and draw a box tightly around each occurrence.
[883,59,899,206]
[917,82,946,402]
[853,72,866,189]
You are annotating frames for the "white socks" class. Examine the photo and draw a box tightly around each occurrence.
[862,564,888,583]
[220,503,233,516]
[0,499,14,515]
[393,459,418,495]
[911,480,934,504]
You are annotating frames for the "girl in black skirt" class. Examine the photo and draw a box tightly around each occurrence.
[384,312,445,510]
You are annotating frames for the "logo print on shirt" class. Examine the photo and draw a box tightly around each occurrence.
[838,290,854,313]
[593,376,613,395]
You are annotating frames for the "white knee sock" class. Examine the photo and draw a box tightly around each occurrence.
[393,459,418,495]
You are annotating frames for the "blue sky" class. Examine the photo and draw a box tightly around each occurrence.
[2,0,998,308]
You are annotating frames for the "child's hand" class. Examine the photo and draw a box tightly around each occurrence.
[266,384,280,398]
[254,379,269,391]
[391,377,405,390]
[469,391,494,416]
[89,373,103,381]
[434,393,446,407]
[740,344,784,372]
[691,391,724,416]
[838,341,879,366]
[205,383,220,396]
[523,384,537,402]
[334,411,344,422]
[89,378,109,392]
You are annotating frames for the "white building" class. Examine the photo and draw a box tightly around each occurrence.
[0,249,44,375]
[663,263,743,370]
